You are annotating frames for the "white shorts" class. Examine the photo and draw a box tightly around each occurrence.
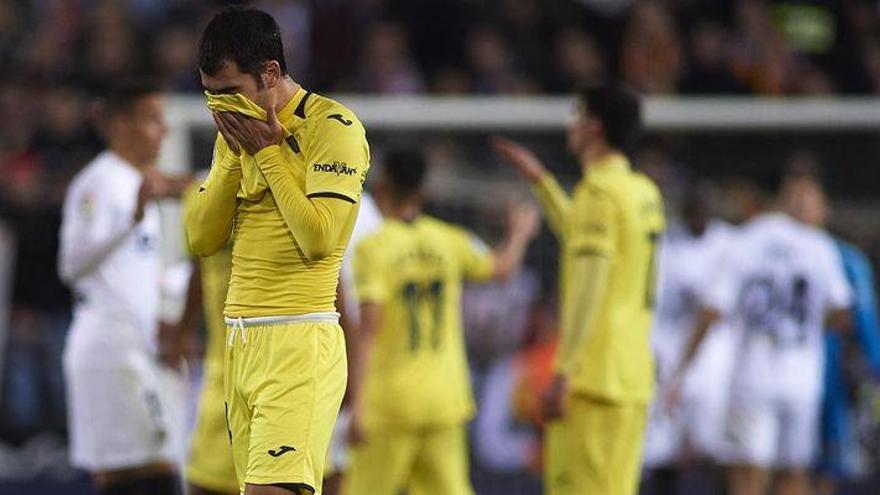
[644,328,734,467]
[722,393,820,469]
[64,348,183,471]
[643,379,730,467]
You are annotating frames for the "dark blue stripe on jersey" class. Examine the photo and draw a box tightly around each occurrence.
[573,247,608,258]
[307,191,356,204]
[285,135,301,153]
[294,91,312,118]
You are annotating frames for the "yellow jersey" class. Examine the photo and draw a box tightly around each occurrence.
[182,184,232,372]
[535,153,664,404]
[187,87,370,317]
[198,247,232,370]
[354,216,495,430]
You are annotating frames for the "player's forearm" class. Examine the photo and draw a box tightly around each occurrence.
[177,261,204,336]
[826,308,852,333]
[672,307,721,381]
[59,224,137,282]
[491,228,532,281]
[255,145,353,261]
[185,165,239,257]
[531,174,571,240]
[156,174,196,199]
[555,255,610,374]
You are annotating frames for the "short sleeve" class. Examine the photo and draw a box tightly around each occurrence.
[353,237,388,304]
[820,236,853,310]
[703,240,743,315]
[450,227,495,282]
[570,187,617,257]
[304,110,370,204]
[61,176,125,248]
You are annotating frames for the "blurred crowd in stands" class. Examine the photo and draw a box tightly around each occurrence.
[2,0,880,491]
[4,0,880,98]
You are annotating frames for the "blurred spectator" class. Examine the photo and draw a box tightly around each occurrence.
[431,67,473,94]
[549,27,607,92]
[78,3,138,93]
[729,0,797,95]
[0,0,879,96]
[620,1,683,94]
[257,0,312,81]
[473,298,557,494]
[467,26,538,94]
[152,25,200,92]
[679,21,748,94]
[345,21,425,94]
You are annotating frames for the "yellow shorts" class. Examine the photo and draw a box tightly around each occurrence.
[545,395,648,495]
[186,363,238,493]
[224,317,347,494]
[344,423,473,495]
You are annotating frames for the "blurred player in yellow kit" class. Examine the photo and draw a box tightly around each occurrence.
[344,148,539,495]
[185,7,369,495]
[180,182,237,495]
[492,85,665,495]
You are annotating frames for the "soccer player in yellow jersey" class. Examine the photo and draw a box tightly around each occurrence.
[492,85,665,495]
[179,183,237,495]
[185,8,369,495]
[344,148,539,495]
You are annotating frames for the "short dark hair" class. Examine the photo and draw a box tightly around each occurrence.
[198,7,287,80]
[580,85,643,150]
[105,78,163,118]
[384,148,428,198]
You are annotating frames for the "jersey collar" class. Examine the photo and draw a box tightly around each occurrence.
[590,152,629,174]
[104,150,144,182]
[277,86,310,127]
[583,152,630,182]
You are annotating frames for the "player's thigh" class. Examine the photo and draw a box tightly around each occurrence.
[241,322,347,491]
[614,403,649,495]
[410,424,474,495]
[187,368,238,494]
[777,396,820,470]
[65,359,171,471]
[344,429,420,495]
[545,397,645,495]
[723,395,777,468]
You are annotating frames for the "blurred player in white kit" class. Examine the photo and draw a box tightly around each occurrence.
[706,174,852,495]
[642,183,735,493]
[58,80,192,495]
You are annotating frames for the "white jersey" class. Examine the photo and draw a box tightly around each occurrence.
[59,151,162,365]
[339,192,383,323]
[644,220,736,465]
[710,212,851,396]
[651,220,732,381]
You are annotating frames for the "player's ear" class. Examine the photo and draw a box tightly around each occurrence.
[261,61,282,89]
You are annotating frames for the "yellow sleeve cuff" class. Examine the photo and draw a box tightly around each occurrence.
[253,144,285,167]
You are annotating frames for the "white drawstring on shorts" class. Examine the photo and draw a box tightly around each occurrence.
[224,313,340,346]
[227,316,246,346]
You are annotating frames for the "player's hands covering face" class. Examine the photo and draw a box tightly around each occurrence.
[213,93,284,155]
